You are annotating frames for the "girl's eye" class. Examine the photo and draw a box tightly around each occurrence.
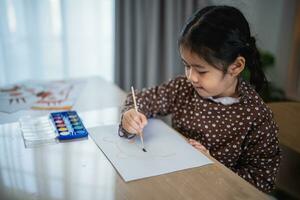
[197,71,207,74]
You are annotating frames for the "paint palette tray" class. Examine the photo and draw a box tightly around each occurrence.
[50,111,88,140]
[20,115,58,148]
[20,111,88,148]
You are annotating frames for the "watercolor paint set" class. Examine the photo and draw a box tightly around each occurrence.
[50,111,88,140]
[20,110,88,148]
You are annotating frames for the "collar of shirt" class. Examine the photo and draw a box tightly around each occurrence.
[205,96,240,105]
[204,78,252,105]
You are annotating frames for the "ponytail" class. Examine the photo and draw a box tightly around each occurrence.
[246,37,268,92]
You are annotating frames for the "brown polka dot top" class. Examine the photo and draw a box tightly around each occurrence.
[121,76,281,193]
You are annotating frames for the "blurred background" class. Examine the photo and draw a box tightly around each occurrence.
[0,0,114,84]
[0,0,299,199]
[0,0,299,102]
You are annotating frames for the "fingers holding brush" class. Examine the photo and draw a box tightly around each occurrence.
[122,109,147,134]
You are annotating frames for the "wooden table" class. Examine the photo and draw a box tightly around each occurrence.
[0,77,270,200]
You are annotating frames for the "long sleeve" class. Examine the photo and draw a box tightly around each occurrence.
[232,114,281,193]
[121,76,186,118]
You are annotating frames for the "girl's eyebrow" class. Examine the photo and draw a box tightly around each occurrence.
[181,58,206,69]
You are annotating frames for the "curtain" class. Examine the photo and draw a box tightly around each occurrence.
[0,0,114,86]
[115,0,208,91]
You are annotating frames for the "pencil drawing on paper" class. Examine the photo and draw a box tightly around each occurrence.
[102,135,176,159]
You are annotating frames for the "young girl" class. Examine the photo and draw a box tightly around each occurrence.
[119,5,281,193]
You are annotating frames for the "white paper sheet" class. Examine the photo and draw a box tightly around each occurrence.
[89,119,213,182]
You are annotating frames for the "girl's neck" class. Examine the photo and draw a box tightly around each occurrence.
[214,78,239,98]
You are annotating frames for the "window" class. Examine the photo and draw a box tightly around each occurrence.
[0,0,114,86]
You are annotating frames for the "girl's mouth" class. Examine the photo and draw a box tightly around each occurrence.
[194,86,204,90]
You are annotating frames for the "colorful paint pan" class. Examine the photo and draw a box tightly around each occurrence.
[56,124,66,128]
[60,132,69,136]
[75,130,86,134]
[58,127,68,132]
[55,120,64,124]
[73,125,83,130]
[70,118,78,122]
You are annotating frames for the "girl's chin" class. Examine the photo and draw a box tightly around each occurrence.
[194,87,211,97]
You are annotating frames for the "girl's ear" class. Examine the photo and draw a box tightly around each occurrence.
[227,56,245,77]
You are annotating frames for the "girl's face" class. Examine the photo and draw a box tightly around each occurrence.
[180,47,238,98]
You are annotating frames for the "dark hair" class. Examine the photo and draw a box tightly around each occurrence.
[179,6,267,92]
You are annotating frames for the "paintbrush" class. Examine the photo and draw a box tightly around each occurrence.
[131,86,147,152]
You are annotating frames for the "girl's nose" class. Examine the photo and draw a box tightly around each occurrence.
[186,67,198,83]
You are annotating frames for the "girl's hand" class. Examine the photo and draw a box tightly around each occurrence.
[122,108,148,135]
[188,139,210,154]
